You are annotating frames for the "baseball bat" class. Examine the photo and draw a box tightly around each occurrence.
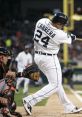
[76,38,82,41]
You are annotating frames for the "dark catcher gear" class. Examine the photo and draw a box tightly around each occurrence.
[0,47,22,117]
[0,78,22,117]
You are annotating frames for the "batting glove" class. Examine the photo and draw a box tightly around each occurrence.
[70,34,76,41]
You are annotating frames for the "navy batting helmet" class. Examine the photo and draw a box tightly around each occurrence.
[0,47,10,56]
[51,12,68,25]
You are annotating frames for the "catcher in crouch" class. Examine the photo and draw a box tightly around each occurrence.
[0,47,22,117]
[0,46,40,117]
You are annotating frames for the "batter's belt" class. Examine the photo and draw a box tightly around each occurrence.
[35,51,56,56]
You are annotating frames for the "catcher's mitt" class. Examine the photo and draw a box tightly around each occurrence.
[17,64,40,81]
[23,64,40,81]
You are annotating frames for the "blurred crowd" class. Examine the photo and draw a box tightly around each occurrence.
[0,20,82,66]
[0,20,35,58]
[0,11,82,91]
[0,6,82,67]
[58,41,82,62]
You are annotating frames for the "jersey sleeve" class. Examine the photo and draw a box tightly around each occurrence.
[54,30,72,44]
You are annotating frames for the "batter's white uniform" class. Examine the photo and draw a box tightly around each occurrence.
[16,51,32,94]
[23,18,76,112]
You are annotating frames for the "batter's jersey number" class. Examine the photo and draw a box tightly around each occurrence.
[34,30,50,48]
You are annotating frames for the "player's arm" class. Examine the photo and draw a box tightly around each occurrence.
[56,30,76,44]
[55,30,72,44]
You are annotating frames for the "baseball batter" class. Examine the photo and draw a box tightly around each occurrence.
[23,12,82,115]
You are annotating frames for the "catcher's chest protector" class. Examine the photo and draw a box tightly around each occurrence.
[0,65,5,79]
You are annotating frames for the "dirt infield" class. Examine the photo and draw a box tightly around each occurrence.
[16,93,82,117]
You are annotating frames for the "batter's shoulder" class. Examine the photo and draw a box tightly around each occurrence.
[37,18,50,24]
[57,29,67,35]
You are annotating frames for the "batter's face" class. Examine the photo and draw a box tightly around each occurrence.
[53,23,64,30]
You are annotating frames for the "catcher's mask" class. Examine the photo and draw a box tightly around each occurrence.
[0,47,10,64]
[51,12,68,26]
[0,47,10,56]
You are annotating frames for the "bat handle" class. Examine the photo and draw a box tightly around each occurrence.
[76,38,82,41]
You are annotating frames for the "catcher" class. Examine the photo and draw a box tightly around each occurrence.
[0,46,40,117]
[0,47,22,117]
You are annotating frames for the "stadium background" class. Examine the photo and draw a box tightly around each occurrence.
[0,0,82,116]
[0,0,82,83]
[0,0,82,87]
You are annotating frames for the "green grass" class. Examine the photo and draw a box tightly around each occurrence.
[15,84,78,106]
[63,85,72,94]
[15,85,48,106]
[74,84,82,90]
[73,84,82,97]
[63,84,82,93]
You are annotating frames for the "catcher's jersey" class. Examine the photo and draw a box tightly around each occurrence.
[16,52,32,72]
[34,18,72,54]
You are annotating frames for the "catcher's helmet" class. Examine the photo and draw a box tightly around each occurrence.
[0,47,10,56]
[51,12,68,25]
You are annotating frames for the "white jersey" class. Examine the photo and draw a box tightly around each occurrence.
[34,18,72,54]
[23,16,78,114]
[16,51,32,72]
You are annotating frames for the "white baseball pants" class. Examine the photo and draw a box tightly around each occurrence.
[24,54,75,112]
